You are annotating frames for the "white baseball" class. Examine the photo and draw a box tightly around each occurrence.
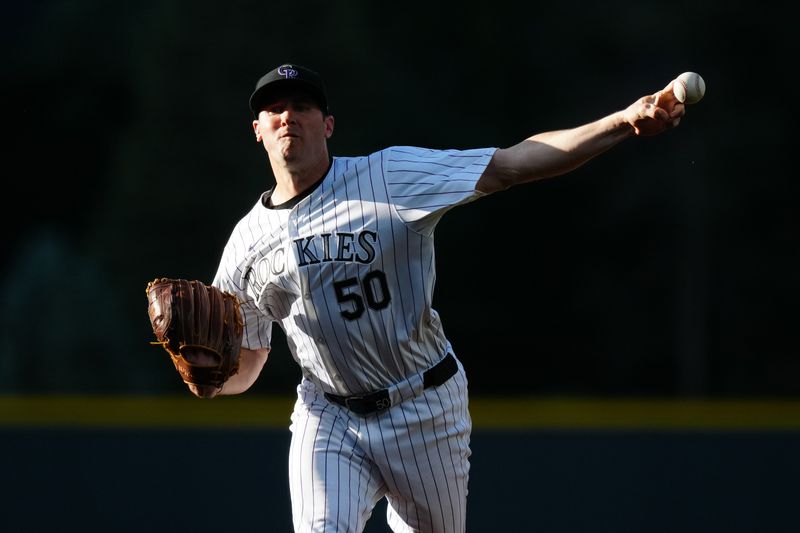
[673,72,706,104]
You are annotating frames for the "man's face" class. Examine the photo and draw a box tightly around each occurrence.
[253,91,334,166]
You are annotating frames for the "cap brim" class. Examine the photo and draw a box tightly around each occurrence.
[249,79,328,116]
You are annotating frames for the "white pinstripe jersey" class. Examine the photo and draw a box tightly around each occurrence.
[213,145,497,396]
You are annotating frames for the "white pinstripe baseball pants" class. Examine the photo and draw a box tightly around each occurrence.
[288,362,472,532]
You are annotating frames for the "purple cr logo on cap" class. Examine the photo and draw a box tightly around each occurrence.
[278,65,298,79]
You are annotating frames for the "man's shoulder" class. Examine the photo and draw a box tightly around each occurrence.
[384,146,495,160]
[332,146,438,161]
[331,146,441,168]
[329,146,495,179]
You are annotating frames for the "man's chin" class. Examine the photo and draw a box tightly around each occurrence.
[279,146,299,162]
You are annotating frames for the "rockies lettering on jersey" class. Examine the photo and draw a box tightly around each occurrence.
[245,230,378,295]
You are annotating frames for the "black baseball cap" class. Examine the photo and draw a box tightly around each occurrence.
[249,64,329,116]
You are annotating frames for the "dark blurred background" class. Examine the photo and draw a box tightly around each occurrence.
[1,0,796,398]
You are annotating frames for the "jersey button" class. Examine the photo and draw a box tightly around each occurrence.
[304,292,311,299]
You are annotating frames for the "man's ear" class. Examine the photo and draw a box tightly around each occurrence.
[253,119,262,142]
[324,115,334,139]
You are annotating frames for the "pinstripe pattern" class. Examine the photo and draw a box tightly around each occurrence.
[213,145,495,532]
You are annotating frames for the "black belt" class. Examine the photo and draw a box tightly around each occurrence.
[324,353,458,416]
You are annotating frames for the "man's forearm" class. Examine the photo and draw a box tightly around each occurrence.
[477,81,684,195]
[218,347,270,395]
[477,111,634,194]
[526,112,634,171]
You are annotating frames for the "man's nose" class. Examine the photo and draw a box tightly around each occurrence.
[280,109,297,124]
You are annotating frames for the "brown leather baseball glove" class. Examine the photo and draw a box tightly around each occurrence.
[146,278,243,395]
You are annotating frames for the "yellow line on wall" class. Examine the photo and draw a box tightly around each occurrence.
[0,395,294,428]
[468,397,800,430]
[1,395,799,430]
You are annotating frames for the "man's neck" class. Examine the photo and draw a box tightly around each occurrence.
[269,154,331,205]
